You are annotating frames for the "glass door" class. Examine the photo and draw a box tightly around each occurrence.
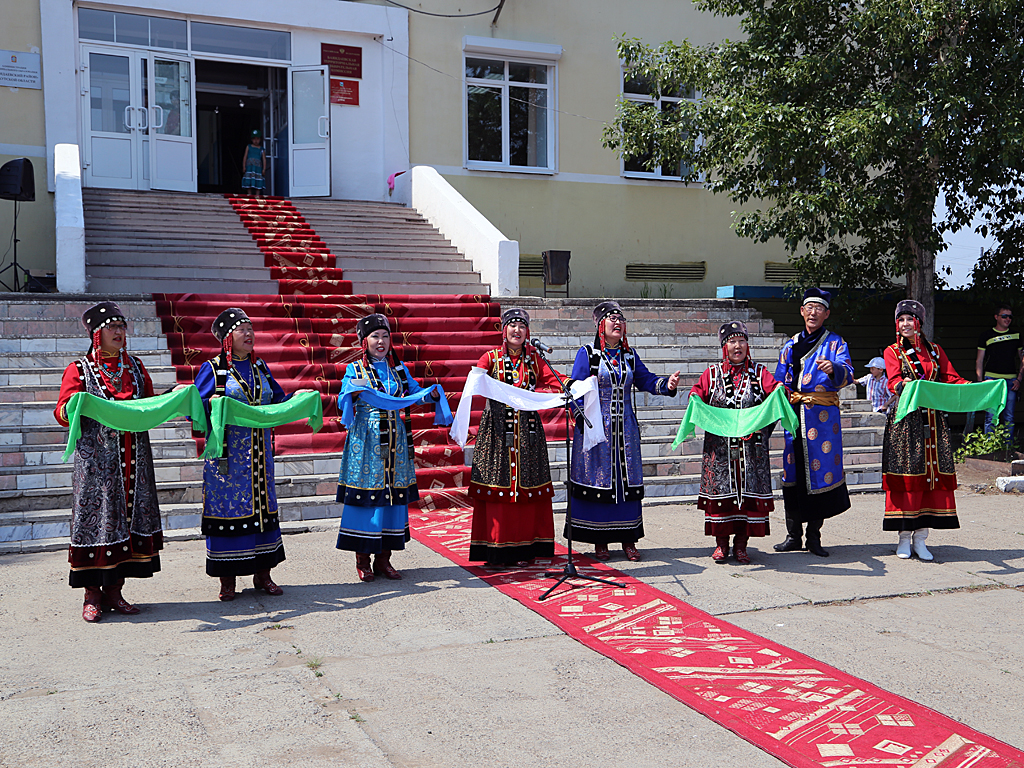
[82,46,146,189]
[148,54,197,192]
[287,65,330,197]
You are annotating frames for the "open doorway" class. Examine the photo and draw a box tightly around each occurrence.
[195,61,287,195]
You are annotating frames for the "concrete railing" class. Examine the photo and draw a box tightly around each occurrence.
[409,165,518,297]
[53,143,87,294]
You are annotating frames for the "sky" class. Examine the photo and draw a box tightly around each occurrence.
[935,196,997,289]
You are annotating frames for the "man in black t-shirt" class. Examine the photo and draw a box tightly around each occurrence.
[975,303,1023,442]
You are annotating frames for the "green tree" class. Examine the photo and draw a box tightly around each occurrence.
[603,0,1024,336]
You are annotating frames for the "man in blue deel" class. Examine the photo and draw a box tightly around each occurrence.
[773,288,854,557]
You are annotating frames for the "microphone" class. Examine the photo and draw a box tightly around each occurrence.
[530,339,554,354]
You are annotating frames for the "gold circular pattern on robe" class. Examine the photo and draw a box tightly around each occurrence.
[824,472,834,484]
[832,423,840,434]
[807,428,818,441]
[819,411,829,422]
[812,459,821,471]
[822,440,832,454]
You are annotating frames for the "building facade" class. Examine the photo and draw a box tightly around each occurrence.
[1,0,790,296]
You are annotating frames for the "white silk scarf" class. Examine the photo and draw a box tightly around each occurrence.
[449,366,606,450]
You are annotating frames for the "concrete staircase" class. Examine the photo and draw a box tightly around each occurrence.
[82,190,484,297]
[83,189,280,295]
[0,297,884,555]
[295,198,484,295]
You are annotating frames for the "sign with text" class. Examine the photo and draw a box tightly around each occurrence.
[330,79,359,106]
[0,50,42,89]
[321,44,362,79]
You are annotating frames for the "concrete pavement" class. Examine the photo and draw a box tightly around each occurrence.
[1,491,1022,767]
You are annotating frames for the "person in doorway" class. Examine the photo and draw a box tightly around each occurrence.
[195,308,307,601]
[857,357,891,412]
[467,308,559,568]
[883,300,969,560]
[773,288,854,557]
[689,321,783,564]
[241,130,267,197]
[566,301,680,561]
[975,303,1022,445]
[54,302,163,622]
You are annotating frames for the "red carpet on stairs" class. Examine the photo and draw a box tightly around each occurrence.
[225,195,353,294]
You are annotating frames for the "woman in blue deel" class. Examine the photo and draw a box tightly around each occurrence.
[335,313,449,582]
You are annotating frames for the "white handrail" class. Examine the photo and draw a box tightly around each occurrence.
[54,143,87,293]
[408,165,519,297]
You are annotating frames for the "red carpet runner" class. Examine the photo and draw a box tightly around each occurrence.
[410,508,1024,767]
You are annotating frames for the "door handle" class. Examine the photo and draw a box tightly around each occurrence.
[317,115,329,139]
[123,105,134,131]
[151,105,165,129]
[138,107,149,131]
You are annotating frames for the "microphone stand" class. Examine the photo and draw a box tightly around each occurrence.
[532,346,625,602]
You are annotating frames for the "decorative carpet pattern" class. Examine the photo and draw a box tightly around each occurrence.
[410,506,1024,768]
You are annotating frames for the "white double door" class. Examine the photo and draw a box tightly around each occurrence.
[82,45,196,192]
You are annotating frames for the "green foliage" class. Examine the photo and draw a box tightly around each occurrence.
[603,0,1024,324]
[955,423,1012,462]
[640,282,652,299]
[658,283,675,298]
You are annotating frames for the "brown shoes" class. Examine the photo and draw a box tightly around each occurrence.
[356,553,375,582]
[373,550,402,580]
[593,543,610,561]
[219,576,237,601]
[622,543,641,561]
[82,587,103,622]
[253,571,284,595]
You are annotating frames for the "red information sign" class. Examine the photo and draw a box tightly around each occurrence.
[330,78,359,106]
[321,43,362,79]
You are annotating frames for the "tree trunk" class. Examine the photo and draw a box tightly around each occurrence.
[906,237,936,340]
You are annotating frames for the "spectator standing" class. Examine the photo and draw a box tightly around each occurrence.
[975,304,1022,444]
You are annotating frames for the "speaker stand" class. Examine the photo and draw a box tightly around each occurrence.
[0,202,29,292]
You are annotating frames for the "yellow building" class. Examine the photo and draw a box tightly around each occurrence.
[0,0,788,296]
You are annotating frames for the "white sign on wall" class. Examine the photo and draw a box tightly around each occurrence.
[0,50,42,89]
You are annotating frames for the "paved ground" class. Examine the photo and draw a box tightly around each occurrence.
[1,491,1022,768]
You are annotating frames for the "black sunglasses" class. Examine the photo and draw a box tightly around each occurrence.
[998,313,1013,319]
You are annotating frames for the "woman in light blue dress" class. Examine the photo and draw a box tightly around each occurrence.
[336,313,439,582]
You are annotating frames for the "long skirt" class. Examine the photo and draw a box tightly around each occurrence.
[882,407,960,531]
[566,497,644,545]
[700,497,771,537]
[336,504,410,554]
[469,498,555,565]
[206,530,285,577]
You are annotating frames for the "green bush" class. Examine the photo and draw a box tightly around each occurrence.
[954,423,1012,463]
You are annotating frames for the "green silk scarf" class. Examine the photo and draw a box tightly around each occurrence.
[672,386,799,449]
[894,379,1006,423]
[203,391,324,459]
[62,386,207,462]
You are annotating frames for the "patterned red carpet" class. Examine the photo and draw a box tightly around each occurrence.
[411,505,1024,768]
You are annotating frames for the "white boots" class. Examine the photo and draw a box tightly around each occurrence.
[911,529,933,561]
[896,529,933,560]
[896,531,913,559]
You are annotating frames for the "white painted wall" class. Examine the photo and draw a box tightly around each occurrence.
[409,165,519,297]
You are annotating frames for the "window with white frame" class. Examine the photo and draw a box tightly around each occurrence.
[621,71,699,180]
[464,46,556,171]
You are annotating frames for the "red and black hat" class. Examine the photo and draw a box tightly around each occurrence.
[593,300,626,326]
[357,313,390,341]
[719,320,748,346]
[501,307,530,328]
[82,301,126,334]
[894,299,925,324]
[212,308,252,342]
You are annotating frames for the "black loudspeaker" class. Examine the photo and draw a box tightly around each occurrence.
[0,158,35,202]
